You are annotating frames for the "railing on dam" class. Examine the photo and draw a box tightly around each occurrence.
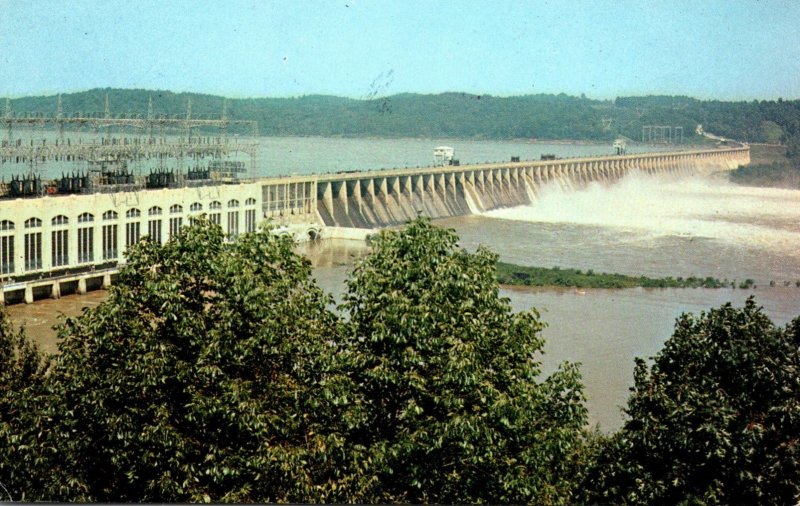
[315,146,750,229]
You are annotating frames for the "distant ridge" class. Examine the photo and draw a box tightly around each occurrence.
[5,88,800,144]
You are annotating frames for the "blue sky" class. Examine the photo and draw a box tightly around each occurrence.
[0,0,798,100]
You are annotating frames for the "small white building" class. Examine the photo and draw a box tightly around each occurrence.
[433,146,454,166]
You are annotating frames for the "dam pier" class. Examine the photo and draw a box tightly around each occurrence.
[1,146,749,304]
[315,147,748,228]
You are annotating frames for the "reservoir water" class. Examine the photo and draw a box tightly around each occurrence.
[7,137,799,431]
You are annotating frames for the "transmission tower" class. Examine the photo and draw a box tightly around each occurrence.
[56,94,64,140]
[147,95,154,140]
[4,98,11,143]
[642,125,683,144]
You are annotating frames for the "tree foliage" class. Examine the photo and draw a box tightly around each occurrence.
[340,218,587,503]
[0,308,50,501]
[1,219,799,503]
[583,298,800,504]
[37,220,346,502]
[10,88,800,143]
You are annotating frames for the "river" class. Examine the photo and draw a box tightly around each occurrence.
[6,137,799,431]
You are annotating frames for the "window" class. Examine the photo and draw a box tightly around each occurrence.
[245,198,256,206]
[25,230,42,271]
[102,224,118,260]
[51,215,68,226]
[168,217,182,240]
[25,217,42,229]
[189,202,202,212]
[0,222,13,274]
[126,222,140,248]
[245,209,256,233]
[148,219,162,245]
[170,204,183,214]
[78,227,94,263]
[227,199,239,208]
[103,210,118,221]
[75,213,95,264]
[52,229,69,267]
[227,211,239,239]
[207,198,222,225]
[0,235,13,274]
[263,182,312,212]
[126,208,141,248]
[148,206,162,216]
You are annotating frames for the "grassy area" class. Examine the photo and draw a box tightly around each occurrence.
[496,262,727,289]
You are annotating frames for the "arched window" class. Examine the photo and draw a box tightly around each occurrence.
[170,204,183,214]
[126,208,141,219]
[78,212,94,223]
[25,217,42,228]
[245,198,256,206]
[24,219,43,271]
[103,210,118,220]
[227,199,239,208]
[209,201,222,210]
[51,215,69,226]
[190,202,203,212]
[148,206,162,216]
[1,221,14,274]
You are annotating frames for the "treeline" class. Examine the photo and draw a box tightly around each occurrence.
[7,88,800,144]
[1,218,798,504]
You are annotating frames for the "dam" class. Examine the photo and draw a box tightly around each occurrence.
[315,147,749,228]
[0,146,749,303]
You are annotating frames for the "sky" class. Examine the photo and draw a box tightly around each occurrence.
[0,0,798,100]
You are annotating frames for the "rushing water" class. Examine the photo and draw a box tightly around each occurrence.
[6,137,799,431]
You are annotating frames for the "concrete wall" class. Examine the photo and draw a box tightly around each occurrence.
[0,177,323,302]
[315,147,749,228]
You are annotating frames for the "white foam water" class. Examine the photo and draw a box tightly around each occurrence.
[486,172,800,258]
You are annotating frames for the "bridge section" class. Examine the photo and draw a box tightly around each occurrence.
[315,147,749,228]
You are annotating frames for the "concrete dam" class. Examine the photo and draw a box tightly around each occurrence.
[315,147,750,229]
[1,146,748,303]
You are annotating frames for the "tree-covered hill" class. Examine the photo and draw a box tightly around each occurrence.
[6,88,800,144]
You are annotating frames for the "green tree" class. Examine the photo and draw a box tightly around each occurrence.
[38,220,348,502]
[0,308,51,501]
[584,298,800,504]
[340,218,587,504]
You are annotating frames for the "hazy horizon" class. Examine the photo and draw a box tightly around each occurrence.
[5,87,794,104]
